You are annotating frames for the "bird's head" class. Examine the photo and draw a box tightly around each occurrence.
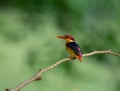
[56,34,76,42]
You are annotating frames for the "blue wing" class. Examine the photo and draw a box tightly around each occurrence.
[66,42,82,56]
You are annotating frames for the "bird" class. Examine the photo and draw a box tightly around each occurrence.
[56,34,82,62]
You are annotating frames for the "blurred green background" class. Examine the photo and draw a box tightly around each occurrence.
[0,0,120,91]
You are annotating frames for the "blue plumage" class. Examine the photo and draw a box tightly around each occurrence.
[66,42,82,56]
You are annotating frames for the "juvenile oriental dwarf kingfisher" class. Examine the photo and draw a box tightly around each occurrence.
[56,34,82,62]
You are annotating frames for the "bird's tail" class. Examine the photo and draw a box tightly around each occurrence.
[76,54,82,62]
[78,56,82,62]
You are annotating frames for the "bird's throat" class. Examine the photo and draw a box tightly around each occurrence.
[66,39,74,43]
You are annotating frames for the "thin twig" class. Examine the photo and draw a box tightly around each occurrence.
[6,50,120,91]
[82,50,120,57]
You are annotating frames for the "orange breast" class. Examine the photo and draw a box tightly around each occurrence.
[66,46,76,57]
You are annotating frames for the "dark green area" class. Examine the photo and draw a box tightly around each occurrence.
[0,0,120,91]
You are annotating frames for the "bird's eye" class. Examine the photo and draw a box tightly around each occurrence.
[66,36,68,38]
[71,38,73,40]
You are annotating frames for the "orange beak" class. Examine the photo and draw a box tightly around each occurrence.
[56,36,65,39]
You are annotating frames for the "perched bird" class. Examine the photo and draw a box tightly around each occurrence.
[56,34,82,62]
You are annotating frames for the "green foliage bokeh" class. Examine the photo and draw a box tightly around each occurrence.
[0,0,120,91]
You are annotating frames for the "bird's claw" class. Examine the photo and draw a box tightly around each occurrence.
[68,56,76,60]
[72,57,76,60]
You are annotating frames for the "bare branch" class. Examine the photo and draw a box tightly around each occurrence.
[82,50,120,57]
[6,50,120,91]
[6,58,71,91]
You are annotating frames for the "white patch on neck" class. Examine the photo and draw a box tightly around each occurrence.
[70,40,74,42]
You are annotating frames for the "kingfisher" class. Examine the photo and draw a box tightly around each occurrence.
[56,34,82,62]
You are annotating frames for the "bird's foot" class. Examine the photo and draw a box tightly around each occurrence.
[72,57,76,60]
[68,56,76,60]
